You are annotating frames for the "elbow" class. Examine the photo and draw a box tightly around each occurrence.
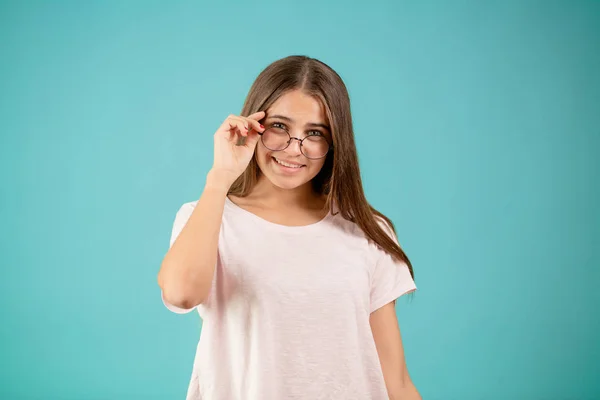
[163,290,203,310]
[160,282,207,310]
[157,265,208,308]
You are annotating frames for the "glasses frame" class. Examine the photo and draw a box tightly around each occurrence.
[257,125,334,160]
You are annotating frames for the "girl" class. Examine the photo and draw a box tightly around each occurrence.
[158,55,420,400]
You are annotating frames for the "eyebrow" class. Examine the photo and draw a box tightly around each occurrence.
[267,114,330,131]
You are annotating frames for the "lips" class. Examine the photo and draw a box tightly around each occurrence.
[272,157,305,168]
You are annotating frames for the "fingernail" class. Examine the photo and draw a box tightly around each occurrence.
[260,124,264,129]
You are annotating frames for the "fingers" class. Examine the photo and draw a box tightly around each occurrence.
[246,117,264,133]
[227,117,249,138]
[241,111,266,133]
[225,113,265,138]
[247,110,266,121]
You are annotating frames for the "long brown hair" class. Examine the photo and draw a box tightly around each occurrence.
[229,55,414,279]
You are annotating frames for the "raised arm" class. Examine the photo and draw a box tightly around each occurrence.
[158,112,265,309]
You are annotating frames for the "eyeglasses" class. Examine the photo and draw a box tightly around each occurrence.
[258,124,333,160]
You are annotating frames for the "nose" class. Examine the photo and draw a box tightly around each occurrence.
[284,137,303,156]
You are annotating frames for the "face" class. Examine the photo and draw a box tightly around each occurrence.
[255,89,332,190]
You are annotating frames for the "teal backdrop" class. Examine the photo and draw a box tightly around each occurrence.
[1,1,598,399]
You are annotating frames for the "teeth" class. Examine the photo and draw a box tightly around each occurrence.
[274,157,303,168]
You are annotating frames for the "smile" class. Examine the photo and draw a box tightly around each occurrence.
[272,157,305,169]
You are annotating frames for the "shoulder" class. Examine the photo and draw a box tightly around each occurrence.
[175,201,198,216]
[326,213,384,261]
[374,215,398,242]
[171,201,198,227]
[343,214,402,267]
[332,213,397,242]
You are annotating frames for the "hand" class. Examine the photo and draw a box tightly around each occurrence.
[209,111,265,188]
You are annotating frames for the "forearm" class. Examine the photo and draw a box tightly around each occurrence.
[388,380,421,400]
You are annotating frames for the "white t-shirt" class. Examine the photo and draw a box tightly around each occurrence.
[161,196,416,399]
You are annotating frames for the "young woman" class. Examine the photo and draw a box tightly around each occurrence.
[158,55,420,400]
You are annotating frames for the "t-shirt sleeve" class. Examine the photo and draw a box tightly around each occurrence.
[161,201,198,314]
[369,218,416,313]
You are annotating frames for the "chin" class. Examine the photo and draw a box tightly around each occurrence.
[270,177,308,190]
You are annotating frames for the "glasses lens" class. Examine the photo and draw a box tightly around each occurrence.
[262,127,330,159]
[302,135,329,159]
[262,127,289,151]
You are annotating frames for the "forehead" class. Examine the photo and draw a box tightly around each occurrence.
[266,90,328,124]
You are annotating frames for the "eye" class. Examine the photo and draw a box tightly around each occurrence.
[307,130,323,137]
[271,122,286,129]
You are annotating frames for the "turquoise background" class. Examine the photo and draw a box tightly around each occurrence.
[1,0,598,399]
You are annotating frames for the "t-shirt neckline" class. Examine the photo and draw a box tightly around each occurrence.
[225,196,333,232]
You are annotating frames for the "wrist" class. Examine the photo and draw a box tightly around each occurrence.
[205,169,236,193]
